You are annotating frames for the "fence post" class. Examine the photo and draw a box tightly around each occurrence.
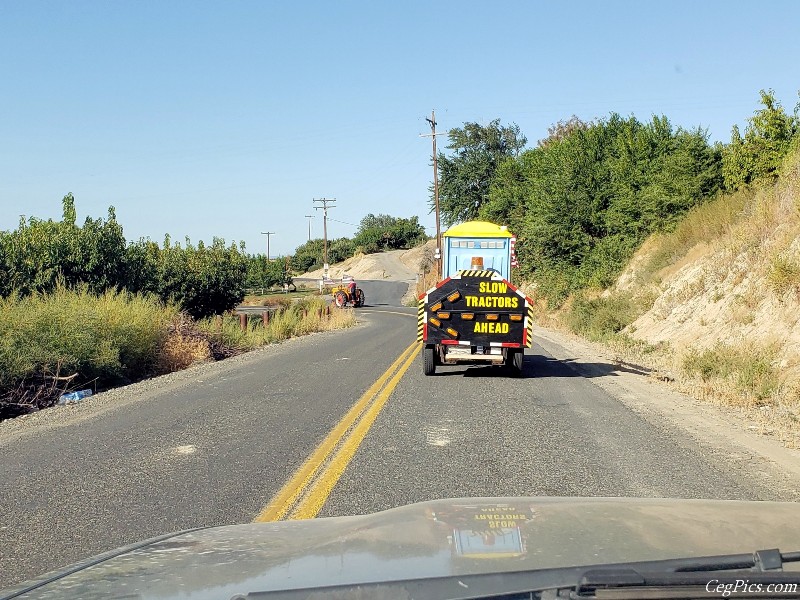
[239,313,248,332]
[262,311,270,327]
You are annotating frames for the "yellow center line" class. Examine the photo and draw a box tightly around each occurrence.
[288,343,421,520]
[253,340,418,522]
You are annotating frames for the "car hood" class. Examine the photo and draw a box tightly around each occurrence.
[6,496,800,599]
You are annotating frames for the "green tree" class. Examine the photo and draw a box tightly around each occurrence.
[483,113,721,303]
[0,194,128,296]
[157,237,247,319]
[329,237,357,263]
[537,115,590,149]
[290,238,325,273]
[124,238,161,295]
[353,214,426,252]
[245,254,286,289]
[722,89,799,190]
[435,120,527,226]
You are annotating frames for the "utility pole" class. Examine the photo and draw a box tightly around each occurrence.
[313,198,336,278]
[304,214,314,242]
[261,231,275,262]
[420,110,445,278]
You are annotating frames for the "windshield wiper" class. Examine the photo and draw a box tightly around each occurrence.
[631,547,800,573]
[563,549,800,600]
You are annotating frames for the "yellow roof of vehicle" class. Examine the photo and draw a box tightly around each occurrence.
[443,221,513,239]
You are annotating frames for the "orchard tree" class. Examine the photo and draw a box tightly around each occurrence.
[158,236,248,319]
[0,194,127,296]
[245,254,287,289]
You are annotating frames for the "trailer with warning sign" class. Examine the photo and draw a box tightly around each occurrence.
[418,221,533,376]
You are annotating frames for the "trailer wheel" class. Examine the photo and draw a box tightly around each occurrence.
[510,349,524,376]
[334,291,348,308]
[423,345,436,376]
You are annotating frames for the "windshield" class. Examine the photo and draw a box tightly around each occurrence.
[2,2,800,597]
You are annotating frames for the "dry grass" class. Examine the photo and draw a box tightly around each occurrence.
[414,269,441,299]
[642,190,749,282]
[198,297,355,351]
[682,343,781,406]
[1,288,357,421]
[156,313,213,372]
[768,256,800,297]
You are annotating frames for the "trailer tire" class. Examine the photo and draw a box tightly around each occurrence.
[510,349,524,376]
[423,345,436,376]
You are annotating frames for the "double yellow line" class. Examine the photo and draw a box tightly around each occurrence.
[254,340,420,522]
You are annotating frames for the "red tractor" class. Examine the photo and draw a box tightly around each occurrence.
[331,283,365,308]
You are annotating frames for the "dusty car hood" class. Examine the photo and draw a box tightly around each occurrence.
[5,496,800,599]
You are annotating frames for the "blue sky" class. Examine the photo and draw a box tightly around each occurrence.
[1,1,798,257]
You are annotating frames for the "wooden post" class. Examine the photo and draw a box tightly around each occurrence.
[239,313,248,331]
[262,311,270,326]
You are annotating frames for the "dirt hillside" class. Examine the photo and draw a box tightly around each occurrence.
[616,156,800,377]
[301,240,436,282]
[596,151,800,446]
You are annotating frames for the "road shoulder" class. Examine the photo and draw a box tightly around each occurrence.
[0,319,368,447]
[533,324,800,497]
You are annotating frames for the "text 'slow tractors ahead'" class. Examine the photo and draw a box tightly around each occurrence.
[418,270,533,376]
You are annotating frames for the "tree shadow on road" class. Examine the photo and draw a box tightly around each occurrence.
[433,353,652,379]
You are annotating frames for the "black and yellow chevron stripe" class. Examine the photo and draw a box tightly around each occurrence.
[526,304,535,347]
[417,299,425,342]
[457,269,498,278]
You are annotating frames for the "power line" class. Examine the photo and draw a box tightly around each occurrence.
[327,217,358,227]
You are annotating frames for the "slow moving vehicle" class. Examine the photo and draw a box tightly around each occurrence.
[418,221,534,376]
[330,275,365,308]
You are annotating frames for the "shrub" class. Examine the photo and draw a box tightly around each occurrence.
[564,292,641,340]
[767,256,800,296]
[0,286,176,409]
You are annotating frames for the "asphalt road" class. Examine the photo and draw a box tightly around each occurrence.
[318,352,785,518]
[0,280,795,588]
[0,286,414,588]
